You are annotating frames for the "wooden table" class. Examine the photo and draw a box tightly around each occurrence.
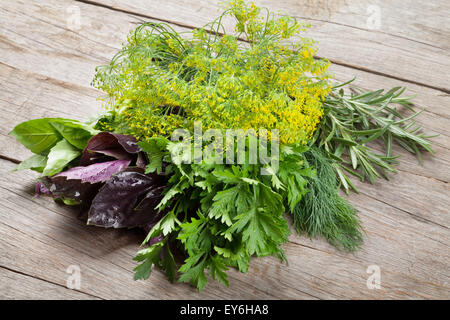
[0,0,449,299]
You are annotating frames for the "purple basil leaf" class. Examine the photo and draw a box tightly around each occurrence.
[35,181,51,196]
[41,176,102,205]
[86,150,130,163]
[87,171,164,228]
[135,186,166,210]
[40,159,131,206]
[55,159,130,183]
[112,133,140,153]
[136,152,148,169]
[80,132,140,165]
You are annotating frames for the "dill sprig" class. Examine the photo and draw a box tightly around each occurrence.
[294,147,364,251]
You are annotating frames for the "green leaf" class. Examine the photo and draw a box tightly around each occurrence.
[178,253,208,291]
[60,198,81,206]
[161,244,177,283]
[177,213,212,256]
[214,245,250,274]
[42,139,80,176]
[209,255,229,287]
[349,147,358,169]
[49,119,98,149]
[10,119,62,155]
[133,258,153,281]
[236,257,250,273]
[155,178,190,210]
[13,154,47,173]
[143,210,181,244]
[331,77,355,89]
[241,177,259,185]
[228,193,288,257]
[209,186,240,226]
[138,138,169,174]
[331,137,357,146]
[220,230,233,241]
[133,242,164,280]
[214,246,233,259]
[213,169,240,184]
[286,176,307,212]
[271,173,285,190]
[277,157,312,211]
[161,214,177,236]
[322,83,434,188]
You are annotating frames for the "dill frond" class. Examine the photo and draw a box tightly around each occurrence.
[293,147,364,252]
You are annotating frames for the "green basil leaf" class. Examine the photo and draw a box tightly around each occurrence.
[9,119,62,155]
[42,139,80,176]
[13,154,48,173]
[49,118,99,150]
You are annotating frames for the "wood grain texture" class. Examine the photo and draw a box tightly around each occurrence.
[0,0,448,299]
[0,267,97,300]
[1,159,448,299]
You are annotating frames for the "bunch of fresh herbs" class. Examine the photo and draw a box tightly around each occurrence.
[9,1,434,291]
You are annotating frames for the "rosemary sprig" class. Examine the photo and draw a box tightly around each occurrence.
[316,79,436,193]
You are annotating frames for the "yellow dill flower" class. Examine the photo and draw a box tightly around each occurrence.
[93,1,331,145]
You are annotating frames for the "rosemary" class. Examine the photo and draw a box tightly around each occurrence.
[315,79,436,193]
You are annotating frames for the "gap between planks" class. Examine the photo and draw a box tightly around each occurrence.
[291,15,446,51]
[0,264,103,299]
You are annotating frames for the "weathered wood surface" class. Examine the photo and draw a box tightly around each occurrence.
[0,0,448,299]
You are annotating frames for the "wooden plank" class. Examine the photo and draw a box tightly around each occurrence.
[0,158,448,299]
[0,160,308,299]
[272,0,450,49]
[0,0,448,299]
[0,0,127,86]
[0,63,100,160]
[77,0,450,92]
[80,0,450,49]
[0,267,97,299]
[1,0,448,125]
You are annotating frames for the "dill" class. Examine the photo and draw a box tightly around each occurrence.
[293,147,364,251]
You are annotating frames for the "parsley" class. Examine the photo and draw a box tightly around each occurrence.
[133,138,311,291]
